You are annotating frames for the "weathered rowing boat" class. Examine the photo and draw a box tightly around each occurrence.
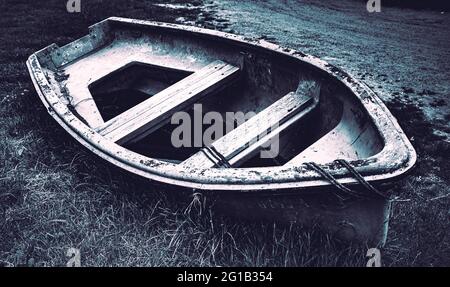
[27,17,416,245]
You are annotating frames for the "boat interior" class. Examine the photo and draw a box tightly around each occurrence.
[43,20,385,169]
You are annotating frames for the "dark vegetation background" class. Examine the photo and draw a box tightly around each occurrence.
[0,0,449,266]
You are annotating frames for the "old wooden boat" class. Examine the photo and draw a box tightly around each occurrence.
[27,17,416,245]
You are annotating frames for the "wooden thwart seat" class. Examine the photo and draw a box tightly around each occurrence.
[96,60,240,144]
[181,80,321,169]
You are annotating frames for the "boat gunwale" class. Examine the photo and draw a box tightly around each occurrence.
[26,17,417,192]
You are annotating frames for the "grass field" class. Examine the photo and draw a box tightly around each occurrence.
[0,0,449,266]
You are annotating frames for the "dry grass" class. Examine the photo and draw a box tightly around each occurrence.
[0,0,448,266]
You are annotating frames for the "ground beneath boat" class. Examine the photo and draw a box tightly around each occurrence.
[0,0,448,266]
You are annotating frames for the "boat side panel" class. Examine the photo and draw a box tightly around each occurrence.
[51,19,114,68]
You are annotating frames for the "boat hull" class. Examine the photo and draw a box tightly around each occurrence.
[212,188,391,245]
[27,17,416,245]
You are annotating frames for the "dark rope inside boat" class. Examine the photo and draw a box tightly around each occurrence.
[201,146,232,168]
[209,146,232,168]
[305,160,388,199]
[304,162,363,199]
[204,146,226,168]
[334,159,388,199]
[200,148,221,167]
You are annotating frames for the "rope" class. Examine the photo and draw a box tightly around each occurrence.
[209,146,232,168]
[334,159,388,199]
[200,146,232,168]
[305,160,388,199]
[199,148,387,199]
[304,162,363,200]
[200,148,221,168]
[205,146,228,168]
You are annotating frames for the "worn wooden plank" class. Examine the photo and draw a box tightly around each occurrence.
[181,80,320,168]
[96,60,239,144]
